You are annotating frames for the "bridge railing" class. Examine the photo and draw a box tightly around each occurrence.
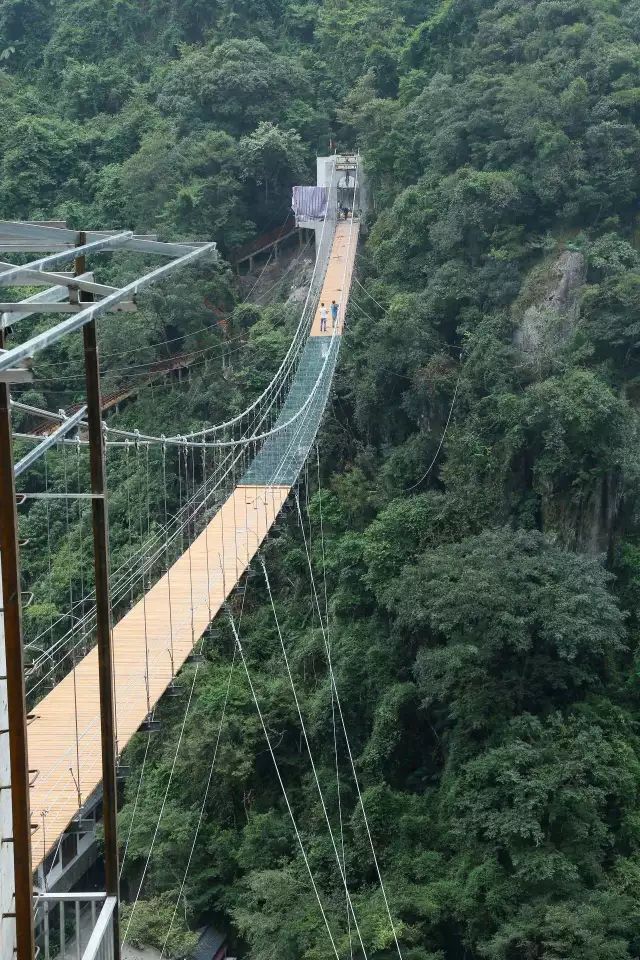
[34,892,116,960]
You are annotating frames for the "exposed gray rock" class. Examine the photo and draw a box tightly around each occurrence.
[543,469,624,558]
[544,250,586,312]
[514,250,586,357]
[285,259,314,304]
[287,284,310,304]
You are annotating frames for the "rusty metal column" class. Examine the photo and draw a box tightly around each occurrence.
[0,326,35,960]
[76,239,121,958]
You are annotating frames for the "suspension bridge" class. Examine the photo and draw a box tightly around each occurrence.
[26,214,358,873]
[0,155,402,960]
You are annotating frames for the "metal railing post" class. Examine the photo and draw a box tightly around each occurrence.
[0,324,35,960]
[76,240,121,960]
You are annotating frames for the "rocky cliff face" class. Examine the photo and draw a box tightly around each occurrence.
[514,250,586,361]
[541,470,624,560]
[514,250,626,557]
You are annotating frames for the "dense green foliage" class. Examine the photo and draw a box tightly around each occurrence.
[5,1,640,958]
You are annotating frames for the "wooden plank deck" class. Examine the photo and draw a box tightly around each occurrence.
[29,485,288,869]
[27,216,360,873]
[310,220,359,337]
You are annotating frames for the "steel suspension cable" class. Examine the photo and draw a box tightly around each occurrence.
[75,439,86,655]
[294,493,404,960]
[201,435,212,622]
[404,365,462,493]
[161,441,176,678]
[183,442,196,644]
[260,558,369,959]
[155,542,261,958]
[44,452,55,667]
[252,237,313,307]
[63,444,82,807]
[26,430,250,683]
[316,444,353,960]
[135,435,152,716]
[29,196,350,822]
[227,611,340,960]
[26,173,347,701]
[33,295,335,821]
[158,647,236,959]
[120,571,215,942]
[32,514,225,814]
[122,659,202,944]
[119,731,152,879]
[124,357,352,937]
[103,164,341,448]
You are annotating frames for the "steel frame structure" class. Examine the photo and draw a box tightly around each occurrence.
[0,220,216,960]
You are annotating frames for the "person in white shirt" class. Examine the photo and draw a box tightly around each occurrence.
[320,303,328,332]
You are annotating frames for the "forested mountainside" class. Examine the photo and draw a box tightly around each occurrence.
[5,0,640,957]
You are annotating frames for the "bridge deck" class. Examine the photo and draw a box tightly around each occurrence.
[27,218,359,872]
[310,219,357,338]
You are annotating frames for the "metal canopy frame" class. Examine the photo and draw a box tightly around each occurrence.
[0,230,134,284]
[1,271,93,329]
[0,220,216,347]
[14,406,88,478]
[0,243,216,375]
[0,220,208,256]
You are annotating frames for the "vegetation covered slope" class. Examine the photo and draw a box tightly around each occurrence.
[4,1,640,958]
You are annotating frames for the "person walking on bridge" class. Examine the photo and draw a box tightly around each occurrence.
[331,300,339,328]
[320,302,328,332]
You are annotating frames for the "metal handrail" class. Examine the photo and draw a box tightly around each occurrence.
[34,892,115,960]
[81,897,116,960]
[36,893,108,902]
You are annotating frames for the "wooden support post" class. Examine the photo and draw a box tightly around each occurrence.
[0,327,35,960]
[76,239,121,960]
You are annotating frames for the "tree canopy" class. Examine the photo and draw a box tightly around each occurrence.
[5,1,640,958]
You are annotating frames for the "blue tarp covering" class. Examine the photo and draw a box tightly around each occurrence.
[292,185,328,220]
